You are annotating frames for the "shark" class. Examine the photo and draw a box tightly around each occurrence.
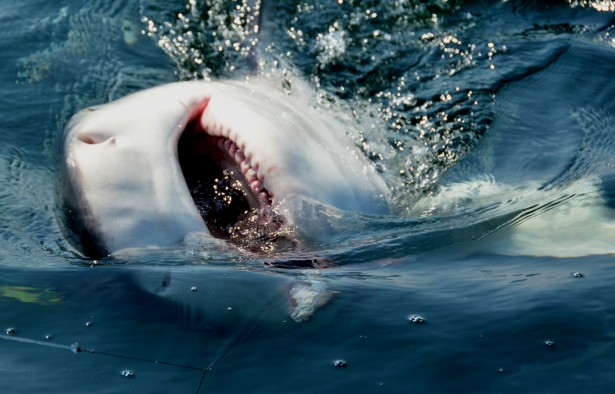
[58,77,390,258]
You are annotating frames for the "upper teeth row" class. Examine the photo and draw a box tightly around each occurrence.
[212,134,272,206]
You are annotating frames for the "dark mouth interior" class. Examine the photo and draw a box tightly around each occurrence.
[177,114,292,252]
[178,127,255,239]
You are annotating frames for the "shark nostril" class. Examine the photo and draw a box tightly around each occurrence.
[78,135,97,144]
[78,134,116,145]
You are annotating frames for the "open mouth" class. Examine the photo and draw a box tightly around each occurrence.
[178,98,288,249]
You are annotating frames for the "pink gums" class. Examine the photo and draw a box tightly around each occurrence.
[192,97,273,209]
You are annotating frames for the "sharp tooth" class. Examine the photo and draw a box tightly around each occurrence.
[246,169,257,182]
[258,191,270,205]
[235,150,245,164]
[251,180,262,192]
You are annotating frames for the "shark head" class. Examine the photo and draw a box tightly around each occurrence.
[60,79,389,257]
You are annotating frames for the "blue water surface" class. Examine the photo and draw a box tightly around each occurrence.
[1,0,615,393]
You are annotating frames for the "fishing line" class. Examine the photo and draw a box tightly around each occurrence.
[1,333,208,393]
[1,329,256,394]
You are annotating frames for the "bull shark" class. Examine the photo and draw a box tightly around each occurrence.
[59,77,390,258]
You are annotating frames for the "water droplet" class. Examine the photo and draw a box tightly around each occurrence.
[70,343,81,353]
[5,328,16,336]
[408,315,426,324]
[570,272,584,278]
[333,359,347,368]
[544,340,555,348]
[120,369,135,378]
[190,286,198,292]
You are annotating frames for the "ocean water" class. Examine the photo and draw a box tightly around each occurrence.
[1,0,615,392]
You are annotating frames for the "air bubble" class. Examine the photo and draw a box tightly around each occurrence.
[85,321,93,327]
[5,328,16,336]
[190,286,198,292]
[333,359,347,368]
[44,335,52,341]
[70,343,81,353]
[408,315,426,324]
[570,272,584,278]
[544,340,555,348]
[121,369,135,378]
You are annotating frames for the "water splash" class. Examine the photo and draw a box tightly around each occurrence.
[568,0,615,11]
[140,0,263,80]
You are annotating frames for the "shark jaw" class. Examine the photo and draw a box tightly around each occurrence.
[178,97,288,251]
[60,79,390,257]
